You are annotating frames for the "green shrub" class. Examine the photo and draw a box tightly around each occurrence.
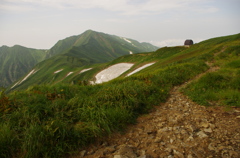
[0,123,19,158]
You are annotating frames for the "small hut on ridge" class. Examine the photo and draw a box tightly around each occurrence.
[184,39,194,46]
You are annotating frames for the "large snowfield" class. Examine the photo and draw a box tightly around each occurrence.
[95,63,134,84]
[127,63,155,77]
[94,62,155,84]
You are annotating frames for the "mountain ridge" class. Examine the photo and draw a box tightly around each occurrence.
[8,33,240,92]
[7,30,159,90]
[0,45,46,87]
[44,30,158,59]
[1,30,158,88]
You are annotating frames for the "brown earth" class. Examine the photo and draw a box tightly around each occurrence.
[72,66,240,158]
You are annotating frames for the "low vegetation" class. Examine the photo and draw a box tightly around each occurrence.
[183,45,240,107]
[0,61,208,158]
[0,33,239,157]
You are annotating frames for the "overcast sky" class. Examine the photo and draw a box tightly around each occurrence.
[0,0,239,49]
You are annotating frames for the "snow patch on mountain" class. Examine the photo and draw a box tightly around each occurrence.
[127,63,155,77]
[124,38,131,43]
[66,72,73,77]
[19,69,38,84]
[94,63,134,84]
[11,81,20,89]
[54,69,63,74]
[12,69,39,89]
[121,37,132,43]
[79,68,92,74]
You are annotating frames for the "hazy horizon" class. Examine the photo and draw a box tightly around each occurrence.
[0,0,239,49]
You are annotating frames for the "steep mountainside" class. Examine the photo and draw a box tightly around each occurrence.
[45,30,158,59]
[0,45,46,87]
[9,30,158,90]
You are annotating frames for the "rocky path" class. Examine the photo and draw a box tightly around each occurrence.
[75,66,240,158]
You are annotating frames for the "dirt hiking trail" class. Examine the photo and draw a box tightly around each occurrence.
[73,65,240,158]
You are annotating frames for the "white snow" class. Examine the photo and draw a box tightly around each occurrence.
[54,69,63,74]
[127,63,155,77]
[89,81,95,85]
[132,43,137,47]
[79,68,92,74]
[95,63,134,84]
[19,69,36,84]
[129,51,133,54]
[121,37,132,43]
[16,69,38,86]
[11,81,20,89]
[124,38,132,43]
[66,72,73,77]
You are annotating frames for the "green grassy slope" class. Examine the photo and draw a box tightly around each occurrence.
[44,35,79,59]
[0,45,46,88]
[45,30,158,59]
[182,33,240,107]
[1,33,239,158]
[9,30,158,91]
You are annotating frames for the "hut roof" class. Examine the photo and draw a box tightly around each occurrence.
[184,39,194,46]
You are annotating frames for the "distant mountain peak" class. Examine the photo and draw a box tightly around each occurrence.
[13,45,25,48]
[84,29,94,33]
[45,30,158,59]
[7,30,159,90]
[82,29,98,36]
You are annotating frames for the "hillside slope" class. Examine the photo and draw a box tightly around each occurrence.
[0,45,46,87]
[9,30,158,91]
[45,30,158,59]
[80,66,240,158]
[1,33,239,158]
[74,33,240,157]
